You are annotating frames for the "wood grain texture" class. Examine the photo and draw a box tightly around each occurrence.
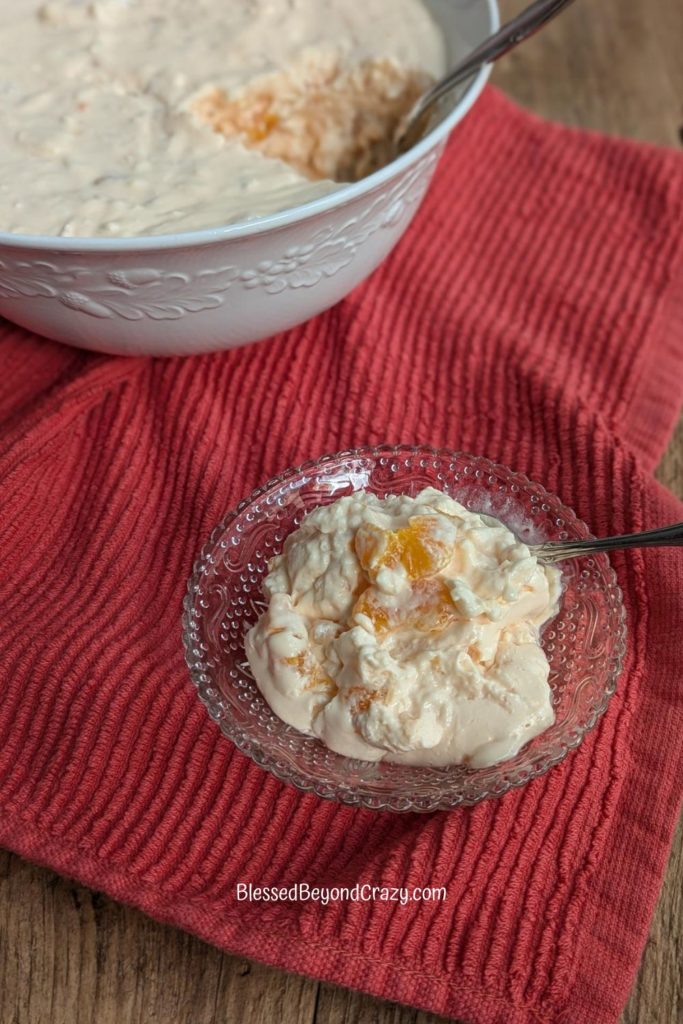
[1,1,681,1022]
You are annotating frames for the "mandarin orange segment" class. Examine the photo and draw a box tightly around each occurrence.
[285,652,337,695]
[352,587,393,635]
[406,577,458,633]
[353,577,457,637]
[245,109,280,143]
[355,515,452,582]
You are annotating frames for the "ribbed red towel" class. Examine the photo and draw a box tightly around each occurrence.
[1,89,683,1024]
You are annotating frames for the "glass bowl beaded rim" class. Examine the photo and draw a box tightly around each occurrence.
[182,445,627,812]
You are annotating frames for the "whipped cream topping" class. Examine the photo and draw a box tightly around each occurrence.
[246,488,562,769]
[0,0,446,237]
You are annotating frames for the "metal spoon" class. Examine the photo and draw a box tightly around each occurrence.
[530,522,683,563]
[396,0,577,156]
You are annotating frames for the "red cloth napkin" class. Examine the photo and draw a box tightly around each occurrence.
[1,88,683,1024]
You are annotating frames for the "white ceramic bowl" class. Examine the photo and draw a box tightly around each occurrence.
[0,1,498,357]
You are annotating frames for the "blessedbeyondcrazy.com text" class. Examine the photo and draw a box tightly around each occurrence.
[236,882,447,906]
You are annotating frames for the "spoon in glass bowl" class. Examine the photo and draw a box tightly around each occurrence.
[396,0,578,156]
[530,522,683,563]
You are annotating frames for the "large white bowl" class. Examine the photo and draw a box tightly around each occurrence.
[0,1,498,357]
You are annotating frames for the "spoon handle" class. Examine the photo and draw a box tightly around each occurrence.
[403,0,576,136]
[532,522,683,563]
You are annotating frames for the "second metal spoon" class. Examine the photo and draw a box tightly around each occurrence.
[531,522,683,563]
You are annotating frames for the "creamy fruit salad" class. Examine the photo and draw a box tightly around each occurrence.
[246,489,562,769]
[0,0,446,237]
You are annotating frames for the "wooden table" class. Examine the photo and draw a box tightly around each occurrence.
[1,1,682,1021]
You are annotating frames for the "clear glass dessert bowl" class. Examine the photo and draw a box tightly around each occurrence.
[182,446,627,811]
